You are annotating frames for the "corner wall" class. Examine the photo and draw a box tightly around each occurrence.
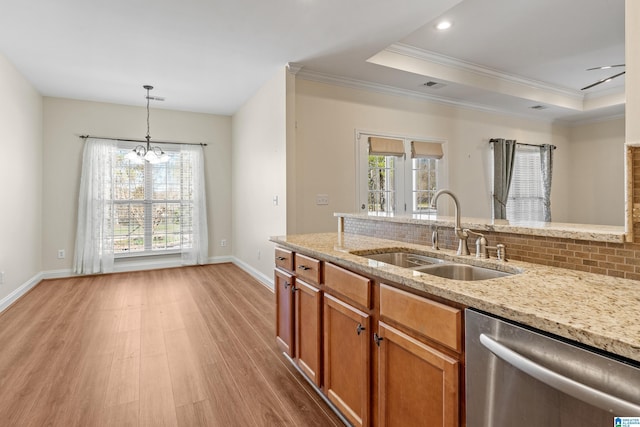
[231,68,288,284]
[0,53,43,307]
[42,98,233,272]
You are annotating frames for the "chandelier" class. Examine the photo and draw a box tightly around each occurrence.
[125,85,169,164]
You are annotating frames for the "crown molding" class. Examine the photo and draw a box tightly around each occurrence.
[386,43,584,101]
[295,68,555,123]
[287,62,303,75]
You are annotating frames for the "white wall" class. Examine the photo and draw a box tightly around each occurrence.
[293,78,577,232]
[0,53,43,303]
[568,117,625,225]
[42,98,232,271]
[232,69,288,283]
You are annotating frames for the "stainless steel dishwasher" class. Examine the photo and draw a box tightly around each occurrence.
[465,309,640,427]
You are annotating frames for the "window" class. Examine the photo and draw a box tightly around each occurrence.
[74,138,208,275]
[412,157,438,213]
[357,133,445,215]
[368,154,397,213]
[113,144,195,256]
[506,145,544,221]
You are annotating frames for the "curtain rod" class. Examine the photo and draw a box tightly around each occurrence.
[489,138,556,150]
[79,135,207,147]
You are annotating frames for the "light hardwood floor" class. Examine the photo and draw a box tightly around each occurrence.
[0,264,343,426]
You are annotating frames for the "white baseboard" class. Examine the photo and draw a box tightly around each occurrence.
[0,272,43,313]
[1,255,271,315]
[231,257,274,291]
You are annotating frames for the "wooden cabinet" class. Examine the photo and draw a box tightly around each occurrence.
[295,253,322,285]
[378,284,463,426]
[275,268,295,357]
[323,293,371,427]
[377,321,460,427]
[294,279,322,386]
[379,284,462,353]
[275,250,323,388]
[275,247,294,272]
[274,249,465,426]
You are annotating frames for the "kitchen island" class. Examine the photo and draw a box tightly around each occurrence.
[271,232,640,364]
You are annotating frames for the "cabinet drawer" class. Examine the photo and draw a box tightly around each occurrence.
[275,247,294,272]
[379,284,462,352]
[294,253,322,285]
[324,263,371,309]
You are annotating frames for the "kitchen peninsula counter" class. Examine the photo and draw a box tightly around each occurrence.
[271,232,640,364]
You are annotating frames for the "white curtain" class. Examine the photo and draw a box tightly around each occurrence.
[73,139,115,274]
[74,139,208,272]
[181,144,209,265]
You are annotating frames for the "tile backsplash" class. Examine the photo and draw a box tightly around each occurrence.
[344,217,640,280]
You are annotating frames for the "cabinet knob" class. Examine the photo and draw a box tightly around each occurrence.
[373,333,384,347]
[284,281,290,289]
[356,323,366,336]
[291,286,298,293]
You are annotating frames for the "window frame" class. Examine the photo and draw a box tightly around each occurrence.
[355,131,448,215]
[112,142,194,258]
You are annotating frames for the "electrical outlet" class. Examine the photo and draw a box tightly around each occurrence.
[257,250,261,260]
[0,271,4,285]
[57,249,65,259]
[220,239,227,247]
[316,194,329,205]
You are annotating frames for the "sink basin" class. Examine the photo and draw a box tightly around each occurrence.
[415,263,513,281]
[358,251,445,268]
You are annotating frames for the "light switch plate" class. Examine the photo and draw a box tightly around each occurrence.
[316,194,329,205]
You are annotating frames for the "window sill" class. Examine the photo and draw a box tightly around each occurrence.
[115,249,181,260]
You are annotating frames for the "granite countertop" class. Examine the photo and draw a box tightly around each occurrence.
[335,212,627,243]
[271,232,640,364]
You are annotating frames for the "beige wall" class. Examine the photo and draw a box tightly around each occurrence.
[232,69,288,282]
[42,98,232,271]
[293,78,578,233]
[0,53,43,301]
[568,117,625,225]
[627,0,639,145]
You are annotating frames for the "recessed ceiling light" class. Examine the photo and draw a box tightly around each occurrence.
[436,20,452,30]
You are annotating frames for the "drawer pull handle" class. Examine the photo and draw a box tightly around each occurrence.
[276,256,286,261]
[284,281,290,289]
[374,333,384,347]
[356,323,366,336]
[291,286,298,293]
[298,265,311,271]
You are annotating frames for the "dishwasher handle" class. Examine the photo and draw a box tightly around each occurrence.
[480,333,640,415]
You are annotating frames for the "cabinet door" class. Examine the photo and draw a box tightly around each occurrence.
[377,322,459,427]
[324,293,371,427]
[295,279,322,386]
[275,269,295,357]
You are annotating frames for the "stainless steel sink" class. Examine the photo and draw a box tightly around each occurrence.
[357,251,445,268]
[352,249,516,281]
[415,263,513,281]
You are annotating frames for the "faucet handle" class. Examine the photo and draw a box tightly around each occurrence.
[496,243,507,262]
[464,229,489,259]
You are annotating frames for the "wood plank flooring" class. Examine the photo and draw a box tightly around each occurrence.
[0,264,343,426]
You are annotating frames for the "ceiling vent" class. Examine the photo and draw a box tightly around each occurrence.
[423,81,446,89]
[529,105,548,110]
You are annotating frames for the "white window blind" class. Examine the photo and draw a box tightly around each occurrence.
[506,145,544,222]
